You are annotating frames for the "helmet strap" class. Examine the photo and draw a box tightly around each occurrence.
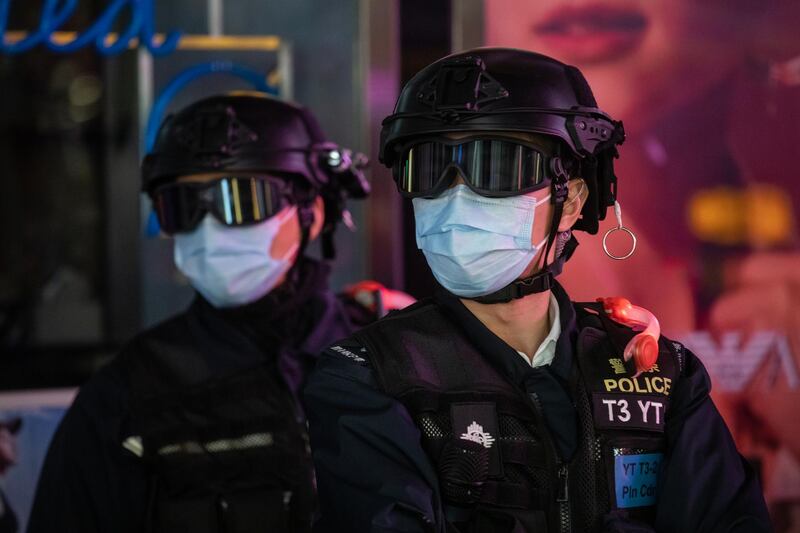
[321,231,335,259]
[297,200,315,257]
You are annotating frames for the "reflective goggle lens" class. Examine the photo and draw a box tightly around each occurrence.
[153,176,288,235]
[398,139,548,198]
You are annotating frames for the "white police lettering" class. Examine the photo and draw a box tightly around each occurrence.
[459,421,496,449]
[0,0,182,56]
[602,399,631,422]
[603,399,615,420]
[595,394,667,432]
[329,345,366,363]
[637,400,663,425]
[618,400,631,422]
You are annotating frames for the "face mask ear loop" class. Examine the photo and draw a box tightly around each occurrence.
[266,204,305,284]
[566,180,586,208]
[280,242,301,263]
[262,204,307,291]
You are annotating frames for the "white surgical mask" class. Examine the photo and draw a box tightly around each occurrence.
[413,185,549,297]
[174,206,299,308]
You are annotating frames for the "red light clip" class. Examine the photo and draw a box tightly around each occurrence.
[597,297,660,376]
[343,280,416,318]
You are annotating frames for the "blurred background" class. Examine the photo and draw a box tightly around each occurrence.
[0,0,798,530]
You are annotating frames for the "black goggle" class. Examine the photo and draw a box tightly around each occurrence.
[151,176,293,235]
[395,137,557,199]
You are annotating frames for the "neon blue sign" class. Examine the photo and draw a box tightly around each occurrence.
[0,0,182,56]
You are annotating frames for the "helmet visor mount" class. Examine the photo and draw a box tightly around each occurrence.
[152,175,294,235]
[395,137,556,199]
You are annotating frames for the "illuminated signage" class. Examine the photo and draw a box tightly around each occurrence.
[0,0,182,56]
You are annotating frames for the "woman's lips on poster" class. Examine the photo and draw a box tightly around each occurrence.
[532,4,648,63]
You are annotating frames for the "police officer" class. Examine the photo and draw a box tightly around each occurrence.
[28,93,375,533]
[0,417,20,533]
[305,49,772,532]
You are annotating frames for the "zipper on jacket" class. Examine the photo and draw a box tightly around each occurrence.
[528,392,572,533]
[558,463,571,533]
[217,495,229,533]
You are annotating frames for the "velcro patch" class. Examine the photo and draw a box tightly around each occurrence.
[614,452,663,508]
[451,402,502,477]
[592,393,668,432]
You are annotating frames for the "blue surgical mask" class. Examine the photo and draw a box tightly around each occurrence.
[413,185,550,298]
[174,206,299,308]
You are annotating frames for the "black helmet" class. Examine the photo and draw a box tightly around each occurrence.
[142,92,369,257]
[381,48,626,303]
[380,47,624,235]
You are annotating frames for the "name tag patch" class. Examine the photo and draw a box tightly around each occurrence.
[614,452,662,509]
[592,393,667,432]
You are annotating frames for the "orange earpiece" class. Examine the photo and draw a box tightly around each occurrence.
[597,297,660,375]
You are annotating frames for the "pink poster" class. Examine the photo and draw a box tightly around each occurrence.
[486,1,800,529]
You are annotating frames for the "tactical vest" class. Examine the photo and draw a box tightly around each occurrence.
[355,299,684,533]
[124,333,317,533]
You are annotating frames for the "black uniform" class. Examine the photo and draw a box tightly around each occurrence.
[305,282,771,532]
[0,489,17,533]
[28,260,366,533]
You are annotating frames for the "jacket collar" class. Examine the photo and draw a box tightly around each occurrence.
[434,281,577,387]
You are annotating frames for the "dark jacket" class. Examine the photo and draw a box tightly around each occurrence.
[0,489,17,533]
[27,260,362,533]
[304,284,771,533]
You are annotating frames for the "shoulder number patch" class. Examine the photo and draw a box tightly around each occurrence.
[593,393,668,432]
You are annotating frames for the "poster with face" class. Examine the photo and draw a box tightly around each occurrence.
[0,389,75,533]
[485,0,800,528]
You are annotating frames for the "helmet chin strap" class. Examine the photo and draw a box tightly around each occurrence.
[293,194,340,262]
[296,200,316,259]
[470,168,573,305]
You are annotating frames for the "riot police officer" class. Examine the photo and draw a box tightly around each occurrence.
[305,49,772,532]
[0,417,20,533]
[28,93,374,533]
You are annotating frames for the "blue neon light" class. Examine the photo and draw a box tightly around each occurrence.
[0,0,182,56]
